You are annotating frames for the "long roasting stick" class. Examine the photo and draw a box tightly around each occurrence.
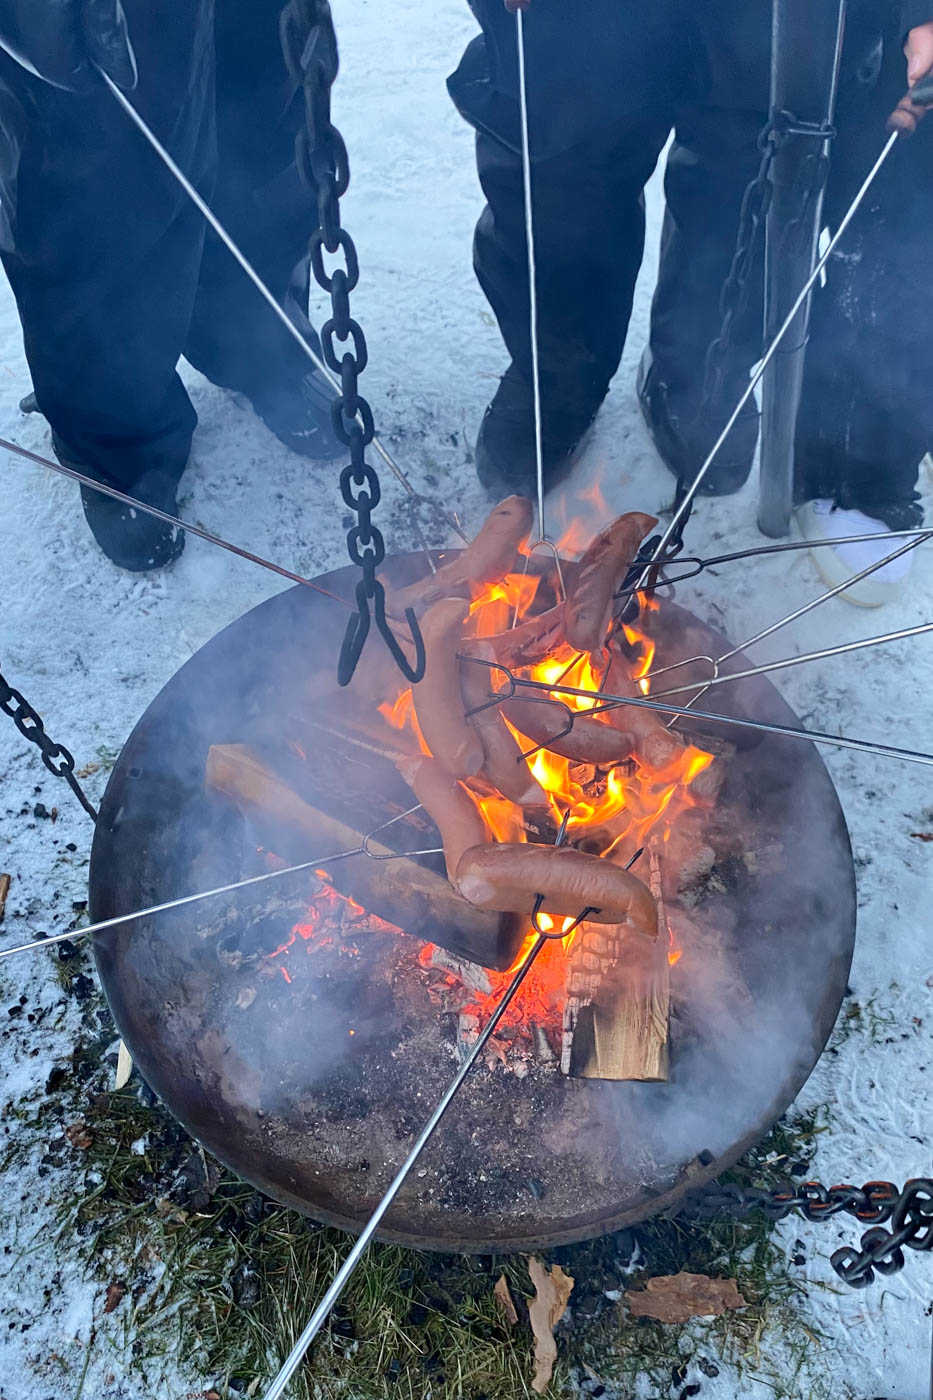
[260,831,635,1400]
[651,531,933,723]
[99,73,467,547]
[631,130,900,591]
[498,673,933,767]
[261,927,550,1399]
[652,618,933,697]
[0,848,368,961]
[0,434,352,609]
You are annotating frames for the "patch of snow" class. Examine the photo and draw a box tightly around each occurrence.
[1,0,931,1395]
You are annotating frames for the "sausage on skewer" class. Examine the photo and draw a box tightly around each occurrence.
[564,512,657,652]
[460,644,549,805]
[412,598,486,779]
[387,496,534,616]
[397,754,489,884]
[456,843,658,934]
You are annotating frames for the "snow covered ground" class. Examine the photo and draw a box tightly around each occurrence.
[0,0,931,1396]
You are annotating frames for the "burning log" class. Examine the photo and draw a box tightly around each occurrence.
[205,744,525,970]
[564,512,657,652]
[562,850,670,1081]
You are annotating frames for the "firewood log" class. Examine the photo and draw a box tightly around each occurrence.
[205,743,524,970]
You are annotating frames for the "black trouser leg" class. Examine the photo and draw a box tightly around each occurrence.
[474,122,669,400]
[183,0,319,401]
[649,109,765,398]
[795,23,933,519]
[0,0,216,492]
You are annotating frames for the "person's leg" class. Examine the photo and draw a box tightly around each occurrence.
[451,0,680,494]
[183,0,341,460]
[641,0,770,493]
[0,1,214,496]
[796,16,931,527]
[794,10,930,603]
[0,0,216,568]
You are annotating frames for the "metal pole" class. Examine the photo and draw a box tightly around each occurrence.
[758,0,847,536]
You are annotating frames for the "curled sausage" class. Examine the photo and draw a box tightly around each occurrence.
[387,496,534,616]
[602,644,685,770]
[413,598,485,779]
[565,512,657,652]
[476,603,566,672]
[397,754,489,883]
[460,645,549,805]
[455,843,658,934]
[502,697,635,766]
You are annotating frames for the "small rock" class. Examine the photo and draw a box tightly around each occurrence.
[33,803,50,820]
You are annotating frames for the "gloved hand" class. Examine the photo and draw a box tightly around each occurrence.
[906,21,933,84]
[0,0,136,92]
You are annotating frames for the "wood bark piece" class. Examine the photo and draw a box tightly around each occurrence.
[563,849,670,1081]
[623,1272,747,1323]
[494,1274,519,1327]
[205,744,524,970]
[0,873,10,925]
[527,1257,574,1395]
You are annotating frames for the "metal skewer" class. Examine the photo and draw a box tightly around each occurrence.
[632,129,900,590]
[0,434,352,609]
[99,71,467,548]
[651,531,932,722]
[261,826,636,1400]
[652,618,933,697]
[497,670,933,767]
[616,527,933,598]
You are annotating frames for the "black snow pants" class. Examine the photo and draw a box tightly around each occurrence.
[449,0,933,520]
[0,0,316,494]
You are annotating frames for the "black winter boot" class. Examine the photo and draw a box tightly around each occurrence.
[79,467,185,572]
[637,348,758,497]
[475,364,606,499]
[250,368,345,461]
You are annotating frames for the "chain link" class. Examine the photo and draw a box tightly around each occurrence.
[683,1176,933,1289]
[0,664,97,821]
[280,0,425,688]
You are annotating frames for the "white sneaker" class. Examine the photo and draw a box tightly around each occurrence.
[794,499,915,607]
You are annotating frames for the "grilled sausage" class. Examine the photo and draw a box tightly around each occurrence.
[502,697,635,766]
[564,512,657,652]
[412,598,485,778]
[602,644,685,770]
[455,843,658,934]
[477,603,566,672]
[386,496,534,615]
[460,644,549,805]
[397,754,489,883]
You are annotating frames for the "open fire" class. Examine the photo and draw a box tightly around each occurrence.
[232,499,723,1083]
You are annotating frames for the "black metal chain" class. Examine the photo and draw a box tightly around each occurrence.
[683,1176,933,1290]
[0,664,97,822]
[279,0,425,688]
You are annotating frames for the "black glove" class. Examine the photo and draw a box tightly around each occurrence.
[0,0,136,92]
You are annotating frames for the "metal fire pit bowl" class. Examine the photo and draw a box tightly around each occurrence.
[88,553,856,1252]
